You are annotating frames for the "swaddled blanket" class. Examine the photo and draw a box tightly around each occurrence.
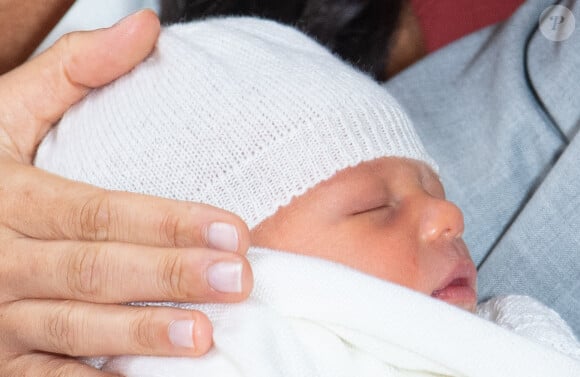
[89,248,580,376]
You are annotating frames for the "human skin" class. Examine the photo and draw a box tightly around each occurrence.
[385,0,426,77]
[252,157,477,312]
[0,0,75,73]
[0,10,253,377]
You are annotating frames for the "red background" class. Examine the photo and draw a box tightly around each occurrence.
[410,0,526,52]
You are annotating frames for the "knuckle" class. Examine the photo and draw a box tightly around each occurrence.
[65,245,104,298]
[76,191,116,241]
[158,254,188,300]
[159,212,183,247]
[47,34,77,108]
[56,32,81,79]
[130,310,157,352]
[43,304,78,356]
[57,32,73,51]
[55,33,79,78]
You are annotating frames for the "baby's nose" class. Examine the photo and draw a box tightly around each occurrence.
[419,197,465,243]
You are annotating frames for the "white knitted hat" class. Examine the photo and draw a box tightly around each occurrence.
[35,17,436,229]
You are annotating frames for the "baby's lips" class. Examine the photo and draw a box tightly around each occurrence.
[431,259,477,310]
[431,280,477,311]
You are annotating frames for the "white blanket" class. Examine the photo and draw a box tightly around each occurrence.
[92,248,580,376]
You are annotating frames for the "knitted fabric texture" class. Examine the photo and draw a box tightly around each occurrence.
[477,295,580,360]
[35,17,436,229]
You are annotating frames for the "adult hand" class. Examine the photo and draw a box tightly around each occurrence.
[0,10,253,377]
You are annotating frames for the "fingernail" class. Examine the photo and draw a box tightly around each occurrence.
[168,320,195,349]
[207,261,243,293]
[206,222,239,252]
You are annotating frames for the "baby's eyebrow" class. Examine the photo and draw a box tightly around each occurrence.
[417,163,446,198]
[419,163,440,182]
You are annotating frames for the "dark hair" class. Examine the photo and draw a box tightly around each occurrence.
[160,0,404,81]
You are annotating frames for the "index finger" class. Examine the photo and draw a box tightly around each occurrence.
[2,162,250,251]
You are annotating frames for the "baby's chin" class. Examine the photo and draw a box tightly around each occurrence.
[434,296,477,313]
[458,300,477,313]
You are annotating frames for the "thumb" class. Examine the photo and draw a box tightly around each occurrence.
[0,9,160,163]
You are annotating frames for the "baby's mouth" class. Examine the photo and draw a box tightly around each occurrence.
[431,262,477,312]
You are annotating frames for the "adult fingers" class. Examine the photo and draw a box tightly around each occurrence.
[1,236,254,304]
[0,300,214,358]
[0,9,160,163]
[0,162,251,252]
[0,353,118,377]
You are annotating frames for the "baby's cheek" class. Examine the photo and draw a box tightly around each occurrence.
[361,254,424,292]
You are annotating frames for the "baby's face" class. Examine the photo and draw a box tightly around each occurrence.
[251,157,477,311]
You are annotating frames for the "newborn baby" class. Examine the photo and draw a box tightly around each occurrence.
[252,156,477,312]
[35,16,580,376]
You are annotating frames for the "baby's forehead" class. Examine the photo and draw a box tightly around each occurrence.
[319,157,431,184]
[286,157,413,198]
[289,157,441,205]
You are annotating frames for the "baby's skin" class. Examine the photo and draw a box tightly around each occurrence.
[252,157,477,312]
